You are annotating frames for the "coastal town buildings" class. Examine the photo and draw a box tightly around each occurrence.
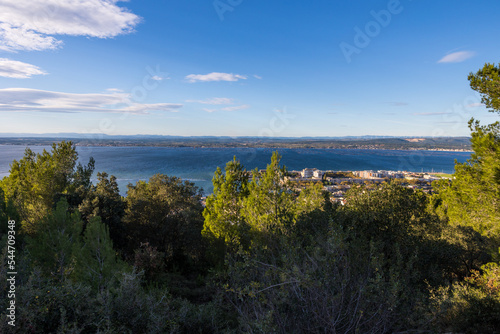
[287,169,449,204]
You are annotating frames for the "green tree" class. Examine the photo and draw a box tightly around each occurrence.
[202,157,250,250]
[241,152,295,238]
[340,183,465,287]
[468,62,500,112]
[26,199,83,281]
[0,141,94,234]
[79,172,126,253]
[294,181,325,218]
[73,216,126,291]
[292,181,333,246]
[123,174,205,270]
[434,63,500,254]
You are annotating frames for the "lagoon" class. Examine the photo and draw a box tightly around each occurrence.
[0,145,471,195]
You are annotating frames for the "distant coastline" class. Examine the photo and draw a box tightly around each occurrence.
[0,135,472,152]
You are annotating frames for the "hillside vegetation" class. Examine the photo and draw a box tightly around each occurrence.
[1,63,499,333]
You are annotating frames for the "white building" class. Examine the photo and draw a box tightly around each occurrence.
[313,169,324,179]
[301,168,314,178]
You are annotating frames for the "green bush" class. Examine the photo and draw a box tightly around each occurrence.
[430,262,500,333]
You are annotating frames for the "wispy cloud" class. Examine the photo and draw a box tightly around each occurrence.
[221,105,250,111]
[187,97,234,105]
[185,72,247,83]
[437,51,475,63]
[106,88,124,93]
[151,75,168,81]
[466,102,485,108]
[0,0,140,52]
[0,58,46,78]
[386,102,408,106]
[0,88,182,114]
[203,104,250,113]
[253,75,262,79]
[412,112,451,116]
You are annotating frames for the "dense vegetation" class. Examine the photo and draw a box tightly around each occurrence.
[1,64,499,333]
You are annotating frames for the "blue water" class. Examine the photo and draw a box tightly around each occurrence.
[0,145,471,195]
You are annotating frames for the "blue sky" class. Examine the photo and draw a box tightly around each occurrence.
[0,0,499,137]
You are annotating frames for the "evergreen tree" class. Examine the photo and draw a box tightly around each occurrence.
[202,157,251,250]
[434,62,500,254]
[79,172,126,252]
[241,152,295,237]
[0,141,94,234]
[26,199,83,281]
[73,216,126,291]
[123,174,204,270]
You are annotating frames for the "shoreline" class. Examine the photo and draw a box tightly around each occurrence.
[0,142,473,153]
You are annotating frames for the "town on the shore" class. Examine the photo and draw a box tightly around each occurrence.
[283,168,450,204]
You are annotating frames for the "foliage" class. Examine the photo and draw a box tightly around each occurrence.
[26,199,83,281]
[202,157,251,251]
[0,141,94,234]
[79,172,126,253]
[2,128,500,332]
[0,269,236,334]
[220,223,421,333]
[433,120,500,242]
[73,216,127,291]
[468,62,500,113]
[430,262,500,333]
[204,152,328,256]
[133,242,165,282]
[433,62,500,257]
[123,174,205,271]
[241,152,296,239]
[341,183,491,287]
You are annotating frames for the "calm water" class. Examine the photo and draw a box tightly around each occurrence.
[0,145,471,195]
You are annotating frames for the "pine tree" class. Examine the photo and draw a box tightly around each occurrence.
[1,141,94,234]
[434,62,500,256]
[202,157,251,250]
[73,216,126,291]
[79,172,126,253]
[241,152,295,240]
[26,199,83,281]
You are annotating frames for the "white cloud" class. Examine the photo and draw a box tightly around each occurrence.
[466,102,485,108]
[253,75,262,79]
[437,51,475,63]
[188,97,234,105]
[151,75,167,81]
[0,0,140,52]
[0,88,182,114]
[185,72,247,83]
[412,112,451,116]
[201,103,250,112]
[0,58,47,78]
[221,105,250,111]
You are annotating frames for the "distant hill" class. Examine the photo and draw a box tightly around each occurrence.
[0,134,472,151]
